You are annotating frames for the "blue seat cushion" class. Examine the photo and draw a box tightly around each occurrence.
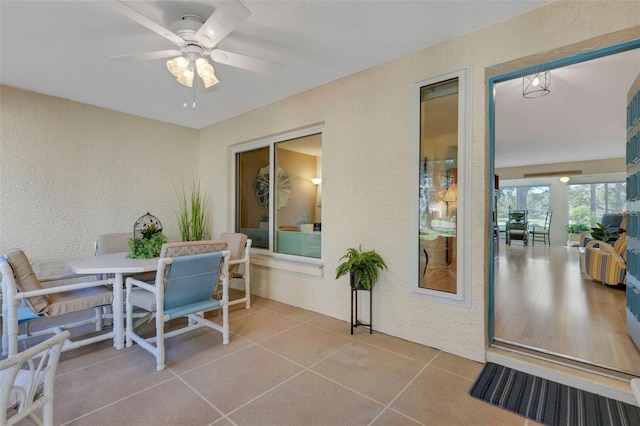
[164,252,223,311]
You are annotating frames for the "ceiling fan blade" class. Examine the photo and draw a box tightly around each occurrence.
[195,0,251,47]
[112,1,185,47]
[109,50,183,63]
[210,49,282,74]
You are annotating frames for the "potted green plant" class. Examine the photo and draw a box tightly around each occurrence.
[565,223,590,234]
[297,214,313,232]
[335,245,387,290]
[127,224,167,259]
[260,213,269,229]
[590,222,611,242]
[565,223,590,246]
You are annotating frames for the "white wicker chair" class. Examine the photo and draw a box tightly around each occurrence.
[1,330,69,426]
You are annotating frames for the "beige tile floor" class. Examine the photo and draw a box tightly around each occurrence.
[12,293,541,426]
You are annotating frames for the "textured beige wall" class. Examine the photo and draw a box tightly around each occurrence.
[199,1,640,361]
[1,1,637,362]
[1,86,200,275]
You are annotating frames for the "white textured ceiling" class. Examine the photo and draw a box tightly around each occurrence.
[1,0,548,130]
[3,1,635,169]
[494,48,640,168]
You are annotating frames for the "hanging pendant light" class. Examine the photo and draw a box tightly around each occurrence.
[523,71,551,98]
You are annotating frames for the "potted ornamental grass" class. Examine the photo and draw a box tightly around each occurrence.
[176,179,209,241]
[335,245,387,290]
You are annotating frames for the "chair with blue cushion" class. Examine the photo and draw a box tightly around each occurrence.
[125,245,230,371]
[1,249,114,357]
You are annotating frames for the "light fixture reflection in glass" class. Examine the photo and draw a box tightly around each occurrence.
[311,177,322,207]
[523,70,551,98]
[559,176,570,183]
[444,184,458,203]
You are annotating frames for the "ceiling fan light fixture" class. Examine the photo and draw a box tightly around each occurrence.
[177,68,194,87]
[523,71,551,98]
[195,58,219,88]
[166,56,189,78]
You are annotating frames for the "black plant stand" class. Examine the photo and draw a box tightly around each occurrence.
[350,274,372,334]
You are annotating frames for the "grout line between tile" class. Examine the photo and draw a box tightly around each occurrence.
[222,335,389,419]
[56,345,143,378]
[173,336,257,376]
[173,368,235,426]
[58,374,177,425]
[365,350,440,426]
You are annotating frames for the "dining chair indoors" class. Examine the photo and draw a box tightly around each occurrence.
[125,242,230,371]
[505,208,528,246]
[1,330,69,426]
[218,233,252,309]
[1,249,114,357]
[530,210,552,246]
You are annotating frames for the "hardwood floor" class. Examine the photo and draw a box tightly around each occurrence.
[494,242,640,375]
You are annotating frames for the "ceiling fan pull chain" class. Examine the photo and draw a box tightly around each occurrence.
[182,85,197,109]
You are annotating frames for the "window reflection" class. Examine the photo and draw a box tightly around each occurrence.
[419,78,458,293]
[235,133,322,259]
[237,147,270,248]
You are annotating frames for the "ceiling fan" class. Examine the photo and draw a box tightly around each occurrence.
[110,0,282,88]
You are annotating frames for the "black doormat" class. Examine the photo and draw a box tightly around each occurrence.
[469,362,640,426]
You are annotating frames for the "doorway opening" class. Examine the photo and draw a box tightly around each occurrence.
[489,40,640,376]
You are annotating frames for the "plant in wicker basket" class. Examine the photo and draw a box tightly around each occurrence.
[128,212,167,259]
[335,245,387,290]
[128,232,167,259]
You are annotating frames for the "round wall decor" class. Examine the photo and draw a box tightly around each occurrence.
[254,165,291,209]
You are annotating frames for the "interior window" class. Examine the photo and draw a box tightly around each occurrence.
[235,132,322,259]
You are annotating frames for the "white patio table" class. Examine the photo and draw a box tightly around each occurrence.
[66,252,157,350]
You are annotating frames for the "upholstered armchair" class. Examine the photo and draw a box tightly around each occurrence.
[583,233,627,286]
